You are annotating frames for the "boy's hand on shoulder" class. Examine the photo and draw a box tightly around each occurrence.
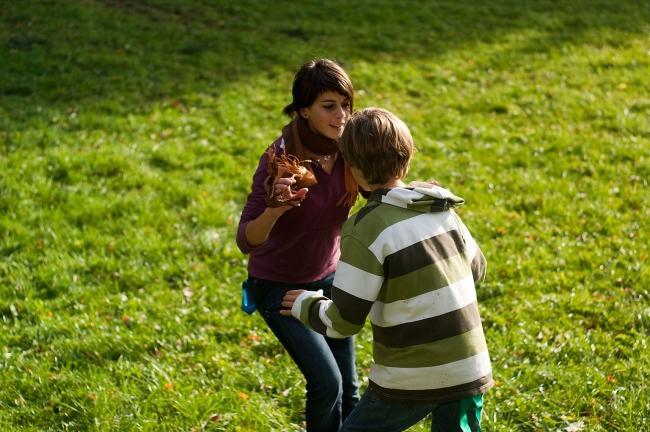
[280,289,306,316]
[408,179,439,188]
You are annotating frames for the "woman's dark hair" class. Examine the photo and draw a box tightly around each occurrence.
[283,59,354,117]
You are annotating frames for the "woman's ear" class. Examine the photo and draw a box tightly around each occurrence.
[299,108,310,119]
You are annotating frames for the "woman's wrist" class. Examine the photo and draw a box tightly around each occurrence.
[245,208,284,246]
[264,205,292,218]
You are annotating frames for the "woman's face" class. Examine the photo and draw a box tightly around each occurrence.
[300,91,351,140]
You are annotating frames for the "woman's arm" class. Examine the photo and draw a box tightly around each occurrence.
[244,205,292,246]
[244,177,308,246]
[236,145,309,251]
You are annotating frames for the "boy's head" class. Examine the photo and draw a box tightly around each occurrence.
[339,107,414,186]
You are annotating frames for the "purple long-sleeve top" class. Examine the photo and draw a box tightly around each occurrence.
[237,138,352,284]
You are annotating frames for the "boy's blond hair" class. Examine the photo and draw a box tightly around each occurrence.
[339,108,414,185]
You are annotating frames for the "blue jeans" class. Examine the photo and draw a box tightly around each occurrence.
[250,274,360,432]
[341,387,483,432]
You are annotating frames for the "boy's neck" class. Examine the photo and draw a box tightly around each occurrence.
[366,178,406,192]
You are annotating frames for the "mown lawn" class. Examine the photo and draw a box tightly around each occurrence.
[1,1,649,430]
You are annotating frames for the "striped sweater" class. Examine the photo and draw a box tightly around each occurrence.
[291,184,493,403]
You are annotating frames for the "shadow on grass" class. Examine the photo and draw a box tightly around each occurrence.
[1,0,649,124]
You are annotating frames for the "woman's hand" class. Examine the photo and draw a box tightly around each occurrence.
[272,177,308,207]
[280,289,306,316]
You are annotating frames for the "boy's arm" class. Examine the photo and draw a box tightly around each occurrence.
[454,212,487,284]
[283,236,384,338]
[470,247,487,285]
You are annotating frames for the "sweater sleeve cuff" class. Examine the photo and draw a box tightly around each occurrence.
[291,290,323,322]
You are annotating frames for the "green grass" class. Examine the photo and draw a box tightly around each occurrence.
[1,0,649,430]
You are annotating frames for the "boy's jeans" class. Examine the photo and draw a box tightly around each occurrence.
[341,387,484,432]
[250,273,360,432]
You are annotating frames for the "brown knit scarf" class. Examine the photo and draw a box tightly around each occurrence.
[281,116,358,207]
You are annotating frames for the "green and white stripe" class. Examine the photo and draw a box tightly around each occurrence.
[368,212,457,262]
[369,275,477,327]
[369,350,491,390]
[333,261,383,301]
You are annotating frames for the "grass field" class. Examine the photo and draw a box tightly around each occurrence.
[1,1,649,430]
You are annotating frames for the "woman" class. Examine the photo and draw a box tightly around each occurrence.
[236,59,360,432]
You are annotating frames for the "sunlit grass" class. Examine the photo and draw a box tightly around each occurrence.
[1,0,649,430]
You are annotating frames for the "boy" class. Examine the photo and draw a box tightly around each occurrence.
[281,108,493,431]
